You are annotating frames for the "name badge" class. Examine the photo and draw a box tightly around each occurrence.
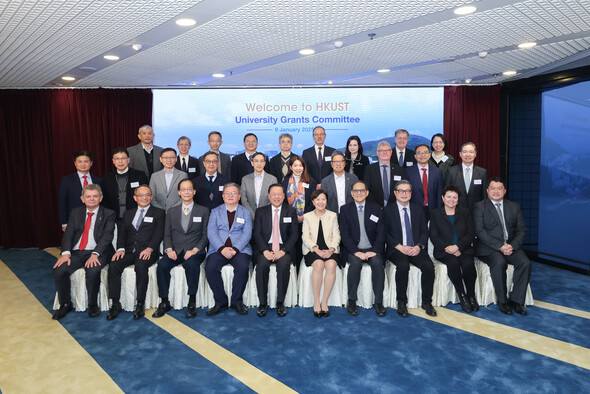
[441,155,448,162]
[474,179,482,185]
[143,217,153,223]
[325,156,331,162]
[193,217,202,223]
[188,167,196,173]
[236,217,245,224]
[393,175,401,181]
[406,162,413,166]
[218,186,224,191]
[370,214,379,223]
[130,182,139,188]
[283,217,292,223]
[302,182,309,189]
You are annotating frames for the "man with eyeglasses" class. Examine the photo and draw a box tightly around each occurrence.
[302,126,335,185]
[149,148,187,211]
[339,181,387,317]
[231,133,260,186]
[321,151,358,214]
[198,131,231,178]
[268,133,295,184]
[205,183,253,316]
[364,141,406,208]
[240,152,278,219]
[444,142,488,210]
[106,185,165,320]
[174,136,200,181]
[406,144,442,221]
[193,151,228,210]
[383,180,436,317]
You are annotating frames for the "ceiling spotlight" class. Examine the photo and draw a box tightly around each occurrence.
[212,73,225,78]
[334,41,344,48]
[176,18,196,27]
[454,5,477,15]
[518,42,537,49]
[132,43,143,51]
[465,78,472,83]
[377,69,390,73]
[299,48,315,55]
[61,76,75,81]
[104,55,119,61]
[503,70,517,76]
[478,51,488,58]
[328,80,333,84]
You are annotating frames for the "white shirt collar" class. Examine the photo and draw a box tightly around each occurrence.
[116,167,129,174]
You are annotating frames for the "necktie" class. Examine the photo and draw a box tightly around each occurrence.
[135,208,145,230]
[358,205,363,212]
[79,212,94,250]
[183,206,189,216]
[272,208,280,252]
[422,168,428,205]
[495,203,508,241]
[208,175,214,183]
[82,175,88,188]
[382,165,389,203]
[398,151,404,167]
[208,176,214,200]
[317,147,323,171]
[464,167,471,193]
[403,207,414,246]
[248,154,253,162]
[182,157,187,172]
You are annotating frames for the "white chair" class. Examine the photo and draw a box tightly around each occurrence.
[475,259,534,306]
[119,264,159,311]
[297,259,344,307]
[246,264,298,308]
[341,262,388,309]
[52,266,109,311]
[383,260,422,309]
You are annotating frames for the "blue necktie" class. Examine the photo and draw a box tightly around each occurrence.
[403,207,414,246]
[398,151,404,167]
[382,165,389,203]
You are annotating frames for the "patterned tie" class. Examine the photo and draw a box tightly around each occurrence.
[464,167,471,193]
[79,212,94,250]
[272,208,280,252]
[248,154,253,162]
[183,206,189,216]
[358,204,363,213]
[182,157,187,172]
[135,208,145,230]
[398,151,404,167]
[495,203,508,241]
[403,207,414,246]
[422,168,428,205]
[82,175,88,188]
[382,165,389,203]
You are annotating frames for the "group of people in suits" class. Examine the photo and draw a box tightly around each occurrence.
[53,124,532,320]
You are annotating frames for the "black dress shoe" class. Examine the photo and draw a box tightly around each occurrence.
[422,303,437,317]
[469,296,480,312]
[152,301,172,318]
[499,302,513,315]
[458,294,472,313]
[107,301,122,321]
[206,304,228,316]
[231,303,248,315]
[347,299,359,316]
[52,303,73,320]
[397,301,409,317]
[185,303,197,318]
[511,301,528,316]
[133,302,145,320]
[321,308,330,317]
[375,303,387,317]
[277,302,287,317]
[313,309,322,318]
[88,304,101,318]
[257,304,268,317]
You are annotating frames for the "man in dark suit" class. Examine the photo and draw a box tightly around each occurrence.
[473,178,532,315]
[268,133,295,184]
[339,181,386,317]
[101,147,148,220]
[383,180,436,317]
[252,184,298,317]
[59,150,101,231]
[231,133,258,185]
[106,185,165,320]
[152,179,210,319]
[128,125,163,180]
[193,151,228,210]
[444,142,488,210]
[302,126,335,184]
[198,131,231,178]
[53,184,115,320]
[321,151,358,214]
[364,141,406,208]
[175,136,200,181]
[406,144,443,220]
[392,129,417,168]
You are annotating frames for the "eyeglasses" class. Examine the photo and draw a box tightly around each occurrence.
[395,189,412,194]
[415,151,430,156]
[204,160,218,164]
[161,156,176,160]
[208,139,221,143]
[180,188,193,192]
[223,191,239,196]
[113,157,129,161]
[332,160,345,164]
[352,189,366,193]
[136,194,152,198]
[377,149,392,153]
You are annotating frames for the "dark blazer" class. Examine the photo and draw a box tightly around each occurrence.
[321,172,359,213]
[231,152,255,185]
[364,162,406,208]
[383,202,428,258]
[302,145,335,184]
[344,154,370,180]
[444,165,488,210]
[473,199,527,257]
[127,143,163,179]
[429,206,475,260]
[268,152,295,184]
[175,155,200,180]
[252,203,298,260]
[281,175,318,215]
[101,168,148,218]
[406,164,443,210]
[192,172,228,210]
[163,203,210,255]
[392,148,417,168]
[339,201,385,264]
[117,205,165,255]
[61,206,115,258]
[198,151,232,180]
[59,173,101,226]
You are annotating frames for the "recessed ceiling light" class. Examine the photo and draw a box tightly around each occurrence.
[328,80,333,84]
[299,48,315,55]
[503,70,517,76]
[212,73,225,78]
[518,42,537,49]
[131,43,143,51]
[334,41,343,48]
[377,69,390,73]
[61,76,75,81]
[465,78,472,83]
[104,55,119,61]
[176,18,196,27]
[478,51,488,58]
[454,5,477,15]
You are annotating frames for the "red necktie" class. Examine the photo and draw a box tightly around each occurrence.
[272,208,280,252]
[79,212,94,250]
[422,168,428,206]
[83,175,88,188]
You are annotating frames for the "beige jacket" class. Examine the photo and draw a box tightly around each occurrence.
[302,210,340,255]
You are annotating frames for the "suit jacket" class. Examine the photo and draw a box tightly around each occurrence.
[392,148,417,168]
[281,175,318,215]
[128,143,163,179]
[192,172,228,210]
[101,168,148,218]
[364,162,406,208]
[231,152,255,185]
[302,210,340,255]
[164,203,210,255]
[175,155,200,181]
[268,152,295,184]
[240,171,278,218]
[61,206,115,258]
[117,205,165,255]
[473,199,527,257]
[149,169,188,211]
[339,201,385,263]
[59,173,101,225]
[321,172,359,213]
[198,151,231,180]
[252,203,298,259]
[344,154,370,181]
[429,206,475,260]
[444,165,488,210]
[406,164,443,210]
[206,204,252,257]
[383,202,428,258]
[302,145,335,184]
